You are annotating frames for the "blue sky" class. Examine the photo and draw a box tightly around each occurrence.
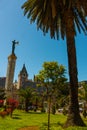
[0,0,87,82]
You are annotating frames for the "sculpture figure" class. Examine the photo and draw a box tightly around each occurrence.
[12,40,19,54]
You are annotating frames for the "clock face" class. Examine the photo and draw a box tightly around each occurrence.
[22,73,26,77]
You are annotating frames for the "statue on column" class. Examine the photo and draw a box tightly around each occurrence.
[12,40,19,54]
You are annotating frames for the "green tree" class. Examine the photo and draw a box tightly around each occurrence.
[0,88,6,107]
[56,82,69,108]
[79,82,87,117]
[35,61,67,130]
[37,85,46,113]
[78,83,86,102]
[83,83,87,117]
[18,87,34,112]
[22,0,87,127]
[82,82,87,102]
[0,88,6,100]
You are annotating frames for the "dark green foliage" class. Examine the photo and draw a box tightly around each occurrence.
[41,107,45,113]
[18,87,35,112]
[52,105,56,114]
[63,107,68,115]
[0,88,6,100]
[83,110,87,118]
[0,88,6,107]
[22,0,87,40]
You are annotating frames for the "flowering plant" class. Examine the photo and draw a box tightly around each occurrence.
[7,98,19,108]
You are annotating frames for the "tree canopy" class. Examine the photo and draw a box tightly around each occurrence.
[35,61,67,96]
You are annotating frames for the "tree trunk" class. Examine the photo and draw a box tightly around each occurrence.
[64,11,85,127]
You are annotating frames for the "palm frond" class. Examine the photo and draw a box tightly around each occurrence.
[22,0,87,39]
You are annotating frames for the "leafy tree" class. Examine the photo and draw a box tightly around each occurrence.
[56,82,69,108]
[31,90,39,112]
[22,0,87,127]
[82,82,87,102]
[0,88,6,100]
[35,85,46,113]
[35,61,67,130]
[0,88,6,107]
[18,87,34,112]
[78,82,87,117]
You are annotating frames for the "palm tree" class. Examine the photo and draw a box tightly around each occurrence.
[18,87,34,112]
[22,0,87,127]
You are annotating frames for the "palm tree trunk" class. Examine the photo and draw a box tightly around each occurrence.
[64,11,85,127]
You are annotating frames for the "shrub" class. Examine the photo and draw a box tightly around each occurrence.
[7,98,19,108]
[6,98,19,117]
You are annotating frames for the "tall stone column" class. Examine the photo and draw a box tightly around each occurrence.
[5,40,18,98]
[5,54,17,91]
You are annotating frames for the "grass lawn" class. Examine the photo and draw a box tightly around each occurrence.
[0,109,87,130]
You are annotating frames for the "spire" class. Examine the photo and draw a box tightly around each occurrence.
[20,64,28,77]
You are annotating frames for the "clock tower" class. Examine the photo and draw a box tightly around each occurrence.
[17,64,28,89]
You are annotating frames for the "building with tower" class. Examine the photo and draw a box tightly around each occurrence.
[17,64,37,90]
